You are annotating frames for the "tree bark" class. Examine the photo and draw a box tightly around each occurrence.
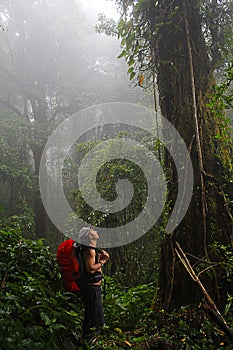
[154,0,233,309]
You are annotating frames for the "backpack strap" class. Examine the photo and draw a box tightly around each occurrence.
[80,245,104,285]
[79,244,101,263]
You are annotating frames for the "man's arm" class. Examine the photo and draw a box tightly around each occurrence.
[85,248,110,275]
[85,248,102,274]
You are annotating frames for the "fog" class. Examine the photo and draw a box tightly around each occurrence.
[0,0,144,124]
[0,0,152,240]
[80,0,120,22]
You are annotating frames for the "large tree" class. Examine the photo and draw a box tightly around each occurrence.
[115,0,233,309]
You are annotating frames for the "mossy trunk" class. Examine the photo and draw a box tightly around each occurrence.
[153,0,233,309]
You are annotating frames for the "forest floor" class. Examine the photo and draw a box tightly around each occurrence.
[83,305,233,349]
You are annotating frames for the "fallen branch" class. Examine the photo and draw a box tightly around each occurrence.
[175,242,233,341]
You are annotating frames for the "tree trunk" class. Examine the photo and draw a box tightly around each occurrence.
[30,141,49,240]
[154,0,233,310]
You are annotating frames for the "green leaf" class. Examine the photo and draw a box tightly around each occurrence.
[118,50,127,59]
[128,57,135,66]
[130,71,136,80]
[224,301,232,315]
[40,311,51,325]
[127,67,134,74]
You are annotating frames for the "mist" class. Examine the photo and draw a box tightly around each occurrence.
[0,0,151,241]
[0,0,144,120]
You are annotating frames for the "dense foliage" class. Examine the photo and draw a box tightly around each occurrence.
[0,225,233,349]
[0,227,82,349]
[63,133,164,287]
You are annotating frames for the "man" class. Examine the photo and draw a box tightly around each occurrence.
[78,226,109,341]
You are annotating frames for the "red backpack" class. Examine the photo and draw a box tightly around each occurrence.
[56,239,87,292]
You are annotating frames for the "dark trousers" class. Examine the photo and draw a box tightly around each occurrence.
[81,285,104,338]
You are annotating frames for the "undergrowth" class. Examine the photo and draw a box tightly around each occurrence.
[0,227,232,349]
[0,227,82,349]
[90,279,233,350]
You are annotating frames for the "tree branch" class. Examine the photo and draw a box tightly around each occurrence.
[175,242,233,341]
[0,97,24,118]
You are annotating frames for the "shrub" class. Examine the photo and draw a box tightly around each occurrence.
[0,228,82,349]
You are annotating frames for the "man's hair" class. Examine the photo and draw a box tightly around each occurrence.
[79,226,92,243]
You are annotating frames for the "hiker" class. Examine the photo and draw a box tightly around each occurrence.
[78,226,109,340]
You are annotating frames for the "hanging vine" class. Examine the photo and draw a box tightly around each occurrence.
[182,0,208,259]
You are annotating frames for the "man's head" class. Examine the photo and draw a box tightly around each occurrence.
[78,226,99,246]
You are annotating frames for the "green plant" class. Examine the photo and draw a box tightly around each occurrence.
[103,276,154,330]
[0,227,83,349]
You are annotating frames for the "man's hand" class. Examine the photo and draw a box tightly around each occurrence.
[99,250,109,263]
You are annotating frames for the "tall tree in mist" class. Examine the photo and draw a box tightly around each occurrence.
[0,0,89,238]
[115,0,233,308]
[0,0,136,241]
